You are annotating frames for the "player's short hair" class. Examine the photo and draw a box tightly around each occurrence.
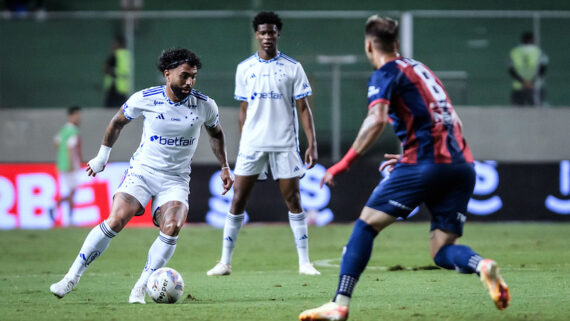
[157,48,202,72]
[365,15,399,53]
[67,105,81,115]
[521,31,534,44]
[252,11,282,32]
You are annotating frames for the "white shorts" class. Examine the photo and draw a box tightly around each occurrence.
[115,165,190,223]
[233,149,305,180]
[59,170,81,190]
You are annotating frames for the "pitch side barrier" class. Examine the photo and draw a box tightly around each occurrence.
[0,161,568,229]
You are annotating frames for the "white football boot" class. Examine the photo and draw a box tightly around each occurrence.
[299,263,321,275]
[128,281,147,304]
[299,301,349,321]
[206,262,232,276]
[50,275,79,298]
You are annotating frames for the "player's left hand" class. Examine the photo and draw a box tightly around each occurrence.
[305,145,318,169]
[379,153,400,173]
[320,171,335,188]
[220,167,234,195]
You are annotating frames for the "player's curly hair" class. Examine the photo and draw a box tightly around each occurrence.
[157,48,202,72]
[252,11,282,32]
[365,15,399,53]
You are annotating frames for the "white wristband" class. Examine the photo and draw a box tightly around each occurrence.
[97,145,112,163]
[88,145,112,174]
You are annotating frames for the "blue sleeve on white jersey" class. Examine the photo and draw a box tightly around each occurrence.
[293,63,312,100]
[367,68,397,107]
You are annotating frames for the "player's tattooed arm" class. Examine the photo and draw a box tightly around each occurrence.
[206,124,234,195]
[296,98,318,168]
[102,108,131,147]
[351,103,389,154]
[206,124,230,168]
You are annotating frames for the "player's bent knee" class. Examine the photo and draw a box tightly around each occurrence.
[160,219,184,236]
[359,207,396,232]
[106,215,128,233]
[158,202,187,236]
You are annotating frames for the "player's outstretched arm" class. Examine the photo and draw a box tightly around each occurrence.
[321,103,389,187]
[86,108,131,177]
[296,97,318,169]
[205,124,234,195]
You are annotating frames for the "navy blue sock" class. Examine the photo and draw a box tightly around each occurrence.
[335,219,379,298]
[433,244,482,274]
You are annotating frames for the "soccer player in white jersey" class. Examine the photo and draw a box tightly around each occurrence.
[208,11,320,276]
[49,48,234,303]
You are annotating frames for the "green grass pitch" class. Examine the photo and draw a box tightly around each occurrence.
[1,223,569,321]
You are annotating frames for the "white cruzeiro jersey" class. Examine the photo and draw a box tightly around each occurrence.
[122,86,219,175]
[234,52,312,151]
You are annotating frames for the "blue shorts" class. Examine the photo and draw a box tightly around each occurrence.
[365,162,476,236]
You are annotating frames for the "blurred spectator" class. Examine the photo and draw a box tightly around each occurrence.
[103,36,131,108]
[3,0,45,20]
[49,106,82,223]
[509,32,548,106]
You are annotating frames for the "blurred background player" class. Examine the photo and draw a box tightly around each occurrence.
[509,31,548,106]
[103,35,131,108]
[207,11,320,276]
[49,106,82,223]
[299,16,510,321]
[50,48,234,303]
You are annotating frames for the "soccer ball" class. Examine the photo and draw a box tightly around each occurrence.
[146,267,185,303]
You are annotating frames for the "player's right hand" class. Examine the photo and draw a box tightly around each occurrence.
[320,171,335,188]
[86,158,106,177]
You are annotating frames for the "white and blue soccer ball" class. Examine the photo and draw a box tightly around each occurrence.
[146,267,185,303]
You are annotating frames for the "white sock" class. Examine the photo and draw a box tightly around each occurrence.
[66,221,117,279]
[220,212,245,265]
[135,232,178,287]
[289,211,310,266]
[334,294,351,307]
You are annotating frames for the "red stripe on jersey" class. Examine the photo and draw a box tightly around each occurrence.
[397,61,466,164]
[432,124,452,163]
[368,98,390,109]
[395,95,418,164]
[454,122,474,163]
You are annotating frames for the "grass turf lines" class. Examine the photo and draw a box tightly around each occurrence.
[1,223,568,321]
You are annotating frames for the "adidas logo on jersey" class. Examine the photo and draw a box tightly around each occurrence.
[156,114,165,120]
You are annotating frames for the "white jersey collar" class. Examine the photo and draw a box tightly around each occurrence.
[162,86,190,106]
[255,51,281,63]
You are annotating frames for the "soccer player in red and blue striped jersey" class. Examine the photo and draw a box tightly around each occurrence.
[299,16,509,321]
